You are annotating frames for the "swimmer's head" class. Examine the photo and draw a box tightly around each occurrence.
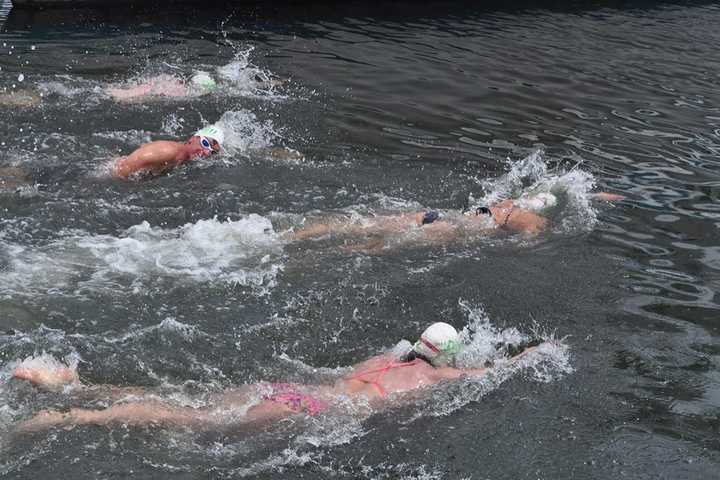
[190,71,217,93]
[188,126,223,157]
[192,125,224,154]
[464,205,491,216]
[413,322,461,367]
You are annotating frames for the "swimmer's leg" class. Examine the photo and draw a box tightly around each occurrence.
[287,222,337,240]
[13,364,80,392]
[213,386,297,426]
[339,237,386,254]
[16,401,210,433]
[17,394,298,433]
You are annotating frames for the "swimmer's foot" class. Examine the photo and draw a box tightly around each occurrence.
[13,365,80,392]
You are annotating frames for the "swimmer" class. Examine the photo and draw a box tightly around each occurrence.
[105,72,218,103]
[288,191,625,249]
[111,126,223,179]
[106,70,281,103]
[12,323,551,432]
[0,73,221,107]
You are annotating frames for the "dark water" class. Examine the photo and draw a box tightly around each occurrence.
[1,0,719,478]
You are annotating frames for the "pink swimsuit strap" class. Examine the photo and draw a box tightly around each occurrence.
[346,358,422,397]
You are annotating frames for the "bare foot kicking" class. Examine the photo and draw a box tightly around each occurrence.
[15,409,74,433]
[13,365,79,391]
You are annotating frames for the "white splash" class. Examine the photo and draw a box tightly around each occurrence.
[215,45,285,99]
[0,215,285,296]
[210,109,280,156]
[471,150,598,232]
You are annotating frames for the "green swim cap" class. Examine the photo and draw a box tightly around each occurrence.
[414,322,461,367]
[191,72,217,92]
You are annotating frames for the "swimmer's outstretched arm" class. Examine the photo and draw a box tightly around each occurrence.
[433,343,545,381]
[106,76,188,103]
[590,192,626,202]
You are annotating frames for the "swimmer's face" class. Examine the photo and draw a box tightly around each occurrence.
[188,135,220,157]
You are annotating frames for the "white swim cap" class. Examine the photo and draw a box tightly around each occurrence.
[195,125,225,146]
[413,322,461,366]
[191,71,217,92]
[515,192,558,212]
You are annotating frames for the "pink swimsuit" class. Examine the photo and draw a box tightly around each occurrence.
[263,383,328,416]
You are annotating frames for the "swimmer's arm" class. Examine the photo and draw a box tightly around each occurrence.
[106,83,155,102]
[112,144,179,179]
[433,345,544,381]
[501,207,548,235]
[433,366,488,381]
[113,153,165,179]
[591,192,626,202]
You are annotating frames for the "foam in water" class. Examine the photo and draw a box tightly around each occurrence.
[0,214,284,296]
[208,109,280,157]
[215,45,286,100]
[471,150,599,232]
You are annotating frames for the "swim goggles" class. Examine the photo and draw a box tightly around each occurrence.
[199,136,219,153]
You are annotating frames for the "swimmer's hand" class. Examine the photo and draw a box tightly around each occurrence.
[498,338,544,358]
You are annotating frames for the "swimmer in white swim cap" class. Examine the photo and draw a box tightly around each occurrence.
[289,189,624,252]
[112,124,224,179]
[13,322,553,432]
[411,322,462,367]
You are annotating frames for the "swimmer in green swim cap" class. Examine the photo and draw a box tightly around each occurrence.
[106,70,219,103]
[112,125,224,179]
[12,322,554,432]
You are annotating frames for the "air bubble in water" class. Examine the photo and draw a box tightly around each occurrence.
[31,45,36,51]
[17,74,24,82]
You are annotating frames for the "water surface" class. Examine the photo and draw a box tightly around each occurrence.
[1,0,719,478]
